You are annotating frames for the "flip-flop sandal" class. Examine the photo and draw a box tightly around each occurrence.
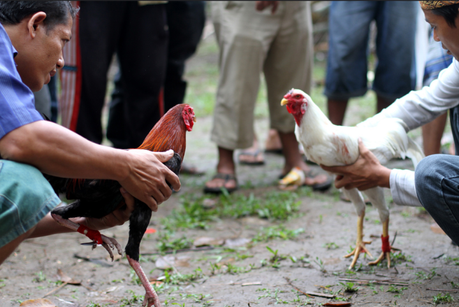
[203,173,238,194]
[278,167,332,191]
[305,170,332,191]
[238,149,265,166]
[278,167,305,191]
[180,163,205,176]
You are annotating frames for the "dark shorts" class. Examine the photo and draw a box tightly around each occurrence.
[0,160,61,248]
[324,1,417,101]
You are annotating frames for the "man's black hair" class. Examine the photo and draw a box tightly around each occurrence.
[0,1,78,31]
[432,4,459,28]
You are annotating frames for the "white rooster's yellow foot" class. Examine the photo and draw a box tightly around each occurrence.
[368,235,400,268]
[344,240,373,269]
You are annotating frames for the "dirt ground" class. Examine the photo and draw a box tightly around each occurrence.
[1,116,459,307]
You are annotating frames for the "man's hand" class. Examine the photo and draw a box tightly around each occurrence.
[118,149,181,212]
[320,139,392,191]
[255,1,279,14]
[73,187,136,230]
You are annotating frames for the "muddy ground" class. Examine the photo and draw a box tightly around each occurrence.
[1,116,459,307]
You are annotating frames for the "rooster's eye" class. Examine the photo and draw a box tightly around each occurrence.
[294,95,301,99]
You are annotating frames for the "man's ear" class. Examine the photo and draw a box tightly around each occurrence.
[26,12,47,38]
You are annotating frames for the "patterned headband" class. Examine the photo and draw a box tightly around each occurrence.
[420,1,459,10]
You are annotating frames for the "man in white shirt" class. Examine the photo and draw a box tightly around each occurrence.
[321,0,459,244]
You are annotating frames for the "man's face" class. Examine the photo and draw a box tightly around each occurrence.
[424,8,459,61]
[15,14,72,92]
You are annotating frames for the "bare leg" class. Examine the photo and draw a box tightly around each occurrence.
[0,227,36,265]
[327,98,348,125]
[264,129,283,152]
[376,95,394,113]
[204,146,237,190]
[422,113,447,156]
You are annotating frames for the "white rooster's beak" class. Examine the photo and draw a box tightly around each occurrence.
[280,98,288,106]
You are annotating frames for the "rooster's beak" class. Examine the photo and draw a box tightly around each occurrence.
[280,98,288,106]
[193,116,196,122]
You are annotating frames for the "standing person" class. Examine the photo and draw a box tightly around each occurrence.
[325,1,418,126]
[421,30,454,156]
[204,1,332,194]
[321,1,459,245]
[59,1,168,149]
[107,1,206,174]
[0,1,180,264]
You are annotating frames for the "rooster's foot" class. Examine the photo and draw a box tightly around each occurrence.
[344,240,373,269]
[142,291,160,307]
[100,235,123,261]
[83,234,122,261]
[368,246,400,268]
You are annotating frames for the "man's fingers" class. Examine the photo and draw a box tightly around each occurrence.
[154,149,175,162]
[120,187,135,211]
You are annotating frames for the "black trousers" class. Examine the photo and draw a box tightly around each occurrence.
[107,1,205,148]
[76,1,168,147]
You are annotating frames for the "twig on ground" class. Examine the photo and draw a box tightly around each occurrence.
[284,277,312,297]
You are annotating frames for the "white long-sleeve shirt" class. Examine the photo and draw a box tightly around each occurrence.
[358,58,459,207]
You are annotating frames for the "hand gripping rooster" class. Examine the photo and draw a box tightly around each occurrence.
[281,89,424,269]
[45,104,196,307]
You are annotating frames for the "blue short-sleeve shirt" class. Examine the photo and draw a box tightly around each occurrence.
[0,23,43,140]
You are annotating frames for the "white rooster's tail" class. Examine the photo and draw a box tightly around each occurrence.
[406,138,425,168]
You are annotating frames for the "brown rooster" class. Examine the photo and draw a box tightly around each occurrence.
[45,104,196,307]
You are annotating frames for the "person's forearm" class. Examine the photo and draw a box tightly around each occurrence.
[0,120,180,210]
[0,120,130,181]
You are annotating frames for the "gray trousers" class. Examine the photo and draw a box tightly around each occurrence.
[210,1,313,149]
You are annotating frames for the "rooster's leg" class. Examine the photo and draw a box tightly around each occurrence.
[51,213,122,260]
[127,255,161,307]
[344,213,373,269]
[368,218,400,268]
[342,188,373,269]
[125,203,161,307]
[362,187,399,268]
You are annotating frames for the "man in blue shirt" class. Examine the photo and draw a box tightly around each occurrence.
[0,2,180,264]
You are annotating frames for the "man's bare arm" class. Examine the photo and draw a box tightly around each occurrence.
[0,120,180,211]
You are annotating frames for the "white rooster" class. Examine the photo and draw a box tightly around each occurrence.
[281,88,424,269]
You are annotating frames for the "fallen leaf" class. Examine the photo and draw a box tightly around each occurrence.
[19,298,56,307]
[224,238,251,247]
[155,255,190,269]
[57,269,81,285]
[193,237,225,247]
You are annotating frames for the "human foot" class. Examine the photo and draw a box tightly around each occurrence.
[204,173,238,194]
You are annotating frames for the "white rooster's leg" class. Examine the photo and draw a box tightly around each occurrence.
[363,187,399,268]
[342,188,373,269]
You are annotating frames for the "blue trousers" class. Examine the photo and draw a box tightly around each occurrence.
[415,105,459,244]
